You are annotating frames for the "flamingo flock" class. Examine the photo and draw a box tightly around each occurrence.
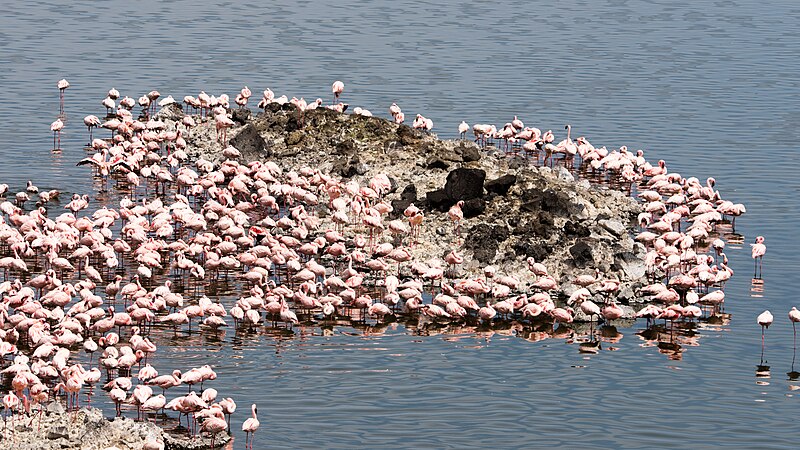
[2,76,762,444]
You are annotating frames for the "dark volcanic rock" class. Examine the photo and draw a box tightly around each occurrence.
[397,125,420,146]
[444,168,485,202]
[520,187,578,217]
[460,143,482,162]
[564,220,590,237]
[332,155,368,178]
[286,130,304,146]
[513,211,554,238]
[512,240,552,261]
[425,189,450,212]
[485,174,517,196]
[426,157,450,170]
[229,123,270,158]
[570,239,595,268]
[465,223,510,263]
[462,198,486,218]
[231,108,251,124]
[391,184,418,218]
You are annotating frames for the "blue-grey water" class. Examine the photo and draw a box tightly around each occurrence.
[1,0,799,448]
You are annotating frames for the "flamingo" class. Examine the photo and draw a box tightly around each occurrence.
[751,236,766,279]
[57,78,70,114]
[332,80,344,103]
[458,121,469,140]
[757,310,773,360]
[448,200,464,235]
[51,118,64,151]
[242,403,260,449]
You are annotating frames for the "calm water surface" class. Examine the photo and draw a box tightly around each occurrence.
[1,0,799,448]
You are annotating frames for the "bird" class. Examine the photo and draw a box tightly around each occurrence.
[51,118,64,151]
[448,201,464,235]
[332,80,344,103]
[458,121,469,140]
[57,78,70,114]
[790,307,800,347]
[757,310,773,359]
[751,236,766,279]
[242,403,260,449]
[83,115,101,143]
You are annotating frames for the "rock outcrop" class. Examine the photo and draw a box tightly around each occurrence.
[176,104,647,304]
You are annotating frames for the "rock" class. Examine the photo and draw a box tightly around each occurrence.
[171,99,650,304]
[229,123,270,158]
[231,108,251,124]
[396,125,420,146]
[331,156,368,178]
[6,407,165,450]
[614,251,647,281]
[425,189,450,212]
[485,174,517,196]
[520,187,579,217]
[553,165,575,182]
[599,219,626,237]
[569,240,595,268]
[286,130,305,146]
[425,157,450,170]
[164,431,231,450]
[390,184,418,218]
[460,143,482,162]
[513,212,554,238]
[335,138,356,156]
[46,426,69,440]
[155,103,184,121]
[443,168,485,202]
[465,223,510,263]
[462,198,486,218]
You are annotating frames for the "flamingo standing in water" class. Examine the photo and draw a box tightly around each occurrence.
[57,78,70,115]
[51,118,64,151]
[84,115,101,143]
[751,236,766,279]
[790,307,800,370]
[242,403,260,449]
[757,310,773,360]
[332,80,344,103]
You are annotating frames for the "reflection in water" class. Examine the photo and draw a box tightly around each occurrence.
[750,278,765,298]
[756,364,771,379]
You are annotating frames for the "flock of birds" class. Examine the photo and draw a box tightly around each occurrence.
[0,78,769,448]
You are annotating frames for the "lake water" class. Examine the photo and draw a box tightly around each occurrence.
[1,0,799,448]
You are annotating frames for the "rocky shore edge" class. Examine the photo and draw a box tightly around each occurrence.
[0,405,230,450]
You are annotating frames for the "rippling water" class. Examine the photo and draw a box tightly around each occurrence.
[1,0,800,448]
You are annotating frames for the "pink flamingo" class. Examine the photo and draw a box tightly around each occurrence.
[757,310,773,360]
[83,115,101,143]
[332,80,344,103]
[57,78,69,114]
[458,121,469,140]
[751,236,766,278]
[791,307,800,369]
[51,118,64,151]
[242,403,260,449]
[448,200,464,235]
[200,409,228,448]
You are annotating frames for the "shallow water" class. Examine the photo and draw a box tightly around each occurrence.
[1,0,800,448]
